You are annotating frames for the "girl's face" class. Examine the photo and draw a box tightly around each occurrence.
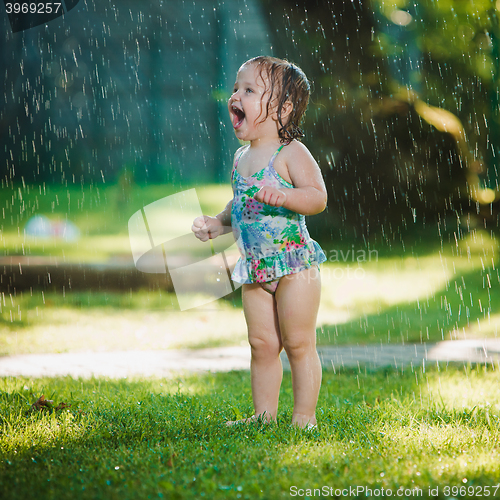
[228,63,278,142]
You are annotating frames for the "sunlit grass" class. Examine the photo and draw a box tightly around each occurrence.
[0,182,233,261]
[318,228,500,346]
[2,183,500,353]
[1,227,500,354]
[0,365,499,499]
[0,291,247,355]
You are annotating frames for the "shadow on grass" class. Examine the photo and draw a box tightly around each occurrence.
[318,265,500,346]
[318,220,462,260]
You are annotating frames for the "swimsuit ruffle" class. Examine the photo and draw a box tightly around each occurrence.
[231,239,326,284]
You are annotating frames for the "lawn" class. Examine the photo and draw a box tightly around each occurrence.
[1,366,499,499]
[1,183,500,497]
[318,227,500,346]
[1,181,499,354]
[0,181,232,263]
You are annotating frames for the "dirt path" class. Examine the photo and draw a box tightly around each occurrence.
[1,339,499,378]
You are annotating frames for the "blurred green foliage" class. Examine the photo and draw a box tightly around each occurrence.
[264,0,498,242]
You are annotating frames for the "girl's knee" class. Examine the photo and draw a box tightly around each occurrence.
[282,335,315,360]
[249,333,282,357]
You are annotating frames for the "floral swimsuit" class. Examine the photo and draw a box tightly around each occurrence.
[230,143,326,294]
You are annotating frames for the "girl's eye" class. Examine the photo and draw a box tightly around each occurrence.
[245,88,253,93]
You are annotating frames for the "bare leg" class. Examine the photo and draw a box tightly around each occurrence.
[276,267,322,428]
[227,283,282,425]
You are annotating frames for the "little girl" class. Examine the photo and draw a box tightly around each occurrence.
[192,56,327,429]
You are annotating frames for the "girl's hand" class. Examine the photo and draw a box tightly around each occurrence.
[191,215,224,242]
[255,186,287,207]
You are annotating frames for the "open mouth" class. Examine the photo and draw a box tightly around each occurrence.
[231,105,245,129]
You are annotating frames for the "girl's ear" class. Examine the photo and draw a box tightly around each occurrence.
[272,100,293,122]
[281,100,293,120]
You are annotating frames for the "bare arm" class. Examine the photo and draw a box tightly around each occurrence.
[255,142,327,216]
[215,199,233,227]
[192,147,241,241]
[280,185,327,216]
[192,199,233,241]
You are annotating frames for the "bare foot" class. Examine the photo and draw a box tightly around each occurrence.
[291,413,317,429]
[226,412,274,427]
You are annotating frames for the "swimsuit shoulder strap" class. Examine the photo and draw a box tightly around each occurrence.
[234,145,249,168]
[231,145,249,182]
[268,142,289,168]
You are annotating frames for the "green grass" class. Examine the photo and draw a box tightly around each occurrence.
[317,228,500,346]
[1,366,499,499]
[0,290,247,355]
[2,183,500,497]
[2,225,499,354]
[2,182,500,354]
[0,181,233,262]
